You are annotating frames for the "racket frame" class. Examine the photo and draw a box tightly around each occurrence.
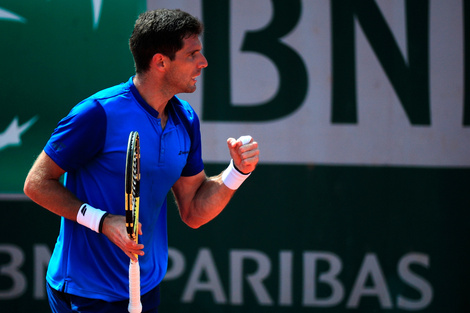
[125,131,142,313]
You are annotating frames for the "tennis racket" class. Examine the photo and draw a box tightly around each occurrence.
[125,131,142,313]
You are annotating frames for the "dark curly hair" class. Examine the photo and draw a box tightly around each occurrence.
[129,9,204,74]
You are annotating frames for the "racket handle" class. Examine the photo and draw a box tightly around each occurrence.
[128,260,142,313]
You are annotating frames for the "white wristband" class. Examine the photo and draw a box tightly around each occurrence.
[76,203,108,233]
[222,159,251,190]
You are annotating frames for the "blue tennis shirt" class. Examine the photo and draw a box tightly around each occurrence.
[44,76,204,301]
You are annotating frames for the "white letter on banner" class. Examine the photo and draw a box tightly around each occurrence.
[397,253,433,310]
[33,244,51,299]
[181,248,226,303]
[230,250,273,305]
[164,248,185,280]
[279,251,293,306]
[0,244,27,299]
[347,253,392,308]
[302,251,344,307]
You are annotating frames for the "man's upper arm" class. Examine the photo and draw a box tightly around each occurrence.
[24,151,67,206]
[31,151,66,181]
[171,170,206,213]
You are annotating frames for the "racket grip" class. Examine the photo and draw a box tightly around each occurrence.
[128,260,142,313]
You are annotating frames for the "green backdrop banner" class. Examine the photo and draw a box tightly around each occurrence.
[1,165,469,312]
[0,0,145,192]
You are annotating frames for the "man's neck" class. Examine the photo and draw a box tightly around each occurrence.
[133,74,172,115]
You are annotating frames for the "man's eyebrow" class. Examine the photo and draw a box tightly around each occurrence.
[188,47,202,54]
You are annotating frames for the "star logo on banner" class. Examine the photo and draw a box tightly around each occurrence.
[0,1,103,151]
[92,0,103,29]
[0,0,103,28]
[0,116,38,151]
[0,7,26,23]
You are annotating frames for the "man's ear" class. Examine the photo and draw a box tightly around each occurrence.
[151,53,167,72]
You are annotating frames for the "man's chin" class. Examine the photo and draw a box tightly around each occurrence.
[185,85,197,93]
[177,87,197,95]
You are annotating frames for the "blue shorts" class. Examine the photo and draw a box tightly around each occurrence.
[46,283,160,313]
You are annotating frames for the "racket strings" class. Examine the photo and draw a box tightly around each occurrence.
[126,132,140,242]
[130,137,140,240]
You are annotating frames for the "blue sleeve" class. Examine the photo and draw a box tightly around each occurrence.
[172,97,204,177]
[181,109,204,177]
[44,99,106,172]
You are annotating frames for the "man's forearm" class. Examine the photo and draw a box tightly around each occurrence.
[174,172,236,229]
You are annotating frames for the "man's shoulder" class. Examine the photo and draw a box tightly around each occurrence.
[171,96,197,120]
[89,81,130,102]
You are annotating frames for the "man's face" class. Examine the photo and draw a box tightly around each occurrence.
[165,35,208,94]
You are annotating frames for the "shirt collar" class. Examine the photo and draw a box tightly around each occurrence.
[127,76,181,128]
[128,76,160,119]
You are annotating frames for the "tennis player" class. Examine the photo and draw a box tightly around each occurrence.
[24,9,259,313]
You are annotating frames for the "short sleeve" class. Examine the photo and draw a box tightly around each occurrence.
[181,110,204,177]
[171,96,204,177]
[44,99,107,172]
